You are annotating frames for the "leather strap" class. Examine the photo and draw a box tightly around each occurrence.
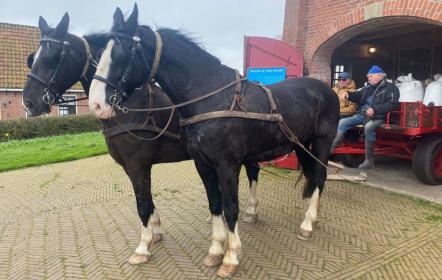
[180,110,283,126]
[102,123,180,140]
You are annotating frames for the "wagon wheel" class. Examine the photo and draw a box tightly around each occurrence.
[338,154,365,168]
[413,136,442,185]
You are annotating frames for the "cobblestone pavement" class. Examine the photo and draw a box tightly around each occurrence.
[0,155,441,279]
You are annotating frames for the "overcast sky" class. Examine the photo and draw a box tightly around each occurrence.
[0,0,286,72]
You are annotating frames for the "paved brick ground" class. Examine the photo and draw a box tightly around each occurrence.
[0,155,441,279]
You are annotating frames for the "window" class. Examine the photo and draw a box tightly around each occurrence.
[332,64,345,86]
[58,95,77,116]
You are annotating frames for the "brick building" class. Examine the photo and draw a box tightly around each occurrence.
[283,0,442,86]
[0,23,88,120]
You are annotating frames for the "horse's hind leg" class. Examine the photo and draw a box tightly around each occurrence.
[194,160,226,268]
[242,162,259,224]
[125,164,160,264]
[216,163,242,278]
[297,134,332,240]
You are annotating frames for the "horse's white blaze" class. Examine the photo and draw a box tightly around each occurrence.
[300,187,320,232]
[32,46,42,68]
[134,216,154,256]
[208,215,227,256]
[89,40,115,119]
[223,223,241,266]
[246,180,258,216]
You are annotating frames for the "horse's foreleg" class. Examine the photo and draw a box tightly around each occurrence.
[242,163,259,224]
[126,165,159,264]
[217,164,241,278]
[194,160,226,268]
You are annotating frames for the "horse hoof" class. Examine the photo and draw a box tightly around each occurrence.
[297,228,313,241]
[150,233,163,247]
[128,253,150,265]
[203,254,224,267]
[217,264,237,278]
[242,213,257,224]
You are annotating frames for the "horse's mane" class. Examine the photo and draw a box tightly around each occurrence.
[83,32,114,50]
[138,26,222,67]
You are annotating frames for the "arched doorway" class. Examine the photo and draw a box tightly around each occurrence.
[310,16,442,86]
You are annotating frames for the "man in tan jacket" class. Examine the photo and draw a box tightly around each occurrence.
[332,72,357,118]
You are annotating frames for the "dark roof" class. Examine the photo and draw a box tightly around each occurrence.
[0,22,82,90]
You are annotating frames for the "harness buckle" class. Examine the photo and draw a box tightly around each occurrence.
[42,88,55,105]
[109,91,123,107]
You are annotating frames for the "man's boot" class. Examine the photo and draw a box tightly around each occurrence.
[358,141,375,169]
[330,131,345,154]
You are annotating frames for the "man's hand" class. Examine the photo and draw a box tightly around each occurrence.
[339,91,348,101]
[366,107,374,117]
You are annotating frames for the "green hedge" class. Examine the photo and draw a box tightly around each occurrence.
[0,114,102,142]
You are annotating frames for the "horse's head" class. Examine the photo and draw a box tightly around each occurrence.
[89,3,155,119]
[23,13,92,116]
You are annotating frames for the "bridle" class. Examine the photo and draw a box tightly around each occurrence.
[27,35,93,105]
[93,31,162,110]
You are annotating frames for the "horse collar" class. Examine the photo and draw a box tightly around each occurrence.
[79,36,93,81]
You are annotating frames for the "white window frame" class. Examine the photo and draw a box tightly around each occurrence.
[58,95,77,117]
[332,65,345,86]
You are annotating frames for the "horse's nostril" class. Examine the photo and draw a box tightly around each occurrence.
[24,101,33,110]
[92,103,101,112]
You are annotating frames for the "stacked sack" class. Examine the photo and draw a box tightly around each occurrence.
[396,73,424,102]
[423,74,442,106]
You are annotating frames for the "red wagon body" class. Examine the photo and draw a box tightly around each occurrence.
[333,102,442,185]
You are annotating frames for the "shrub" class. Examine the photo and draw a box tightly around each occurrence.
[0,114,102,142]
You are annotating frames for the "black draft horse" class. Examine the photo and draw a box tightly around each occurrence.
[22,13,261,266]
[89,5,339,278]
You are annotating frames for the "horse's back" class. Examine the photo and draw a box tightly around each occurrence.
[269,77,339,121]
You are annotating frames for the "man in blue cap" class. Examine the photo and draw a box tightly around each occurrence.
[330,65,400,169]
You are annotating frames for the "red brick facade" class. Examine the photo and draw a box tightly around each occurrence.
[283,0,442,83]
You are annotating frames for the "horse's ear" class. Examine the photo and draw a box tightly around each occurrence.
[38,16,49,36]
[54,12,69,38]
[125,3,138,34]
[113,7,125,31]
[27,53,35,69]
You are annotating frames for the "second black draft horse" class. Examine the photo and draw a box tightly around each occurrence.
[89,4,339,278]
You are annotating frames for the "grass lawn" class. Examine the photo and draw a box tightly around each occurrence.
[0,132,108,172]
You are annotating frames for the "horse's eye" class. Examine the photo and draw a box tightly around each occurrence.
[111,44,129,65]
[41,47,61,66]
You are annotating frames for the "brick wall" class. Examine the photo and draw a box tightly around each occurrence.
[0,91,89,120]
[0,91,25,120]
[283,0,442,83]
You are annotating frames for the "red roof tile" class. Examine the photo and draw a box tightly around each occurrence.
[0,22,82,90]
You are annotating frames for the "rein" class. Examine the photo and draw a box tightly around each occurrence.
[27,35,92,105]
[94,30,355,183]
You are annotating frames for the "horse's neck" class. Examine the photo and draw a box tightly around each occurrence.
[154,34,235,117]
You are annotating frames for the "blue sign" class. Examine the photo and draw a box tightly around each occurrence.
[247,67,286,85]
